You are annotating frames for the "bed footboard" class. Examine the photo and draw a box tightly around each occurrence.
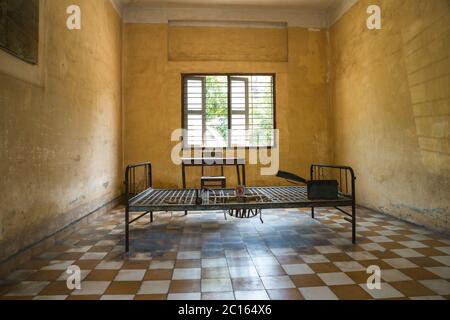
[124,162,153,252]
[310,164,357,244]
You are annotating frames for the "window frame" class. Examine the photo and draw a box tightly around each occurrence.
[181,73,277,149]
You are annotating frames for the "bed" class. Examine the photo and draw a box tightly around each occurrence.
[124,163,356,252]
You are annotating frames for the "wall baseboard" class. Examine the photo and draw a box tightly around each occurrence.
[0,195,123,279]
[358,205,450,237]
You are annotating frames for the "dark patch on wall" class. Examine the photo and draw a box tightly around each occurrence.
[0,0,39,64]
[69,195,86,206]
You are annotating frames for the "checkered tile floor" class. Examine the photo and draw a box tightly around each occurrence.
[1,206,449,300]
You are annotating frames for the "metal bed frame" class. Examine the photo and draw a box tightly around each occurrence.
[124,163,356,252]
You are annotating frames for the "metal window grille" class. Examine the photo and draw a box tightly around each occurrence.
[182,74,276,148]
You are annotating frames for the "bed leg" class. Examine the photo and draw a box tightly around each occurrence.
[352,205,356,244]
[125,207,130,252]
[311,207,315,219]
[150,211,153,223]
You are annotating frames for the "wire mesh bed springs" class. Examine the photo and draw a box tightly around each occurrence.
[225,208,264,223]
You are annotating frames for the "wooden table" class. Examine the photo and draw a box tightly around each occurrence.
[181,157,246,188]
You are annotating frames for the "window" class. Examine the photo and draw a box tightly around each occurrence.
[0,0,39,64]
[182,74,276,148]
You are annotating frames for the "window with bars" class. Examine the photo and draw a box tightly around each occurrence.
[182,74,276,148]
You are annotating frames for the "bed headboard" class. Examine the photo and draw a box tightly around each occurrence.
[124,162,152,201]
[310,164,356,199]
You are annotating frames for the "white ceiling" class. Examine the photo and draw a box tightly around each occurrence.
[113,0,358,27]
[119,0,341,10]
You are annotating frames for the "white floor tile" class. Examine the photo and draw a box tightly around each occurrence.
[95,261,124,270]
[359,243,386,252]
[129,252,152,261]
[391,249,424,258]
[406,234,431,241]
[229,266,258,278]
[57,269,91,281]
[329,238,353,246]
[101,295,134,300]
[138,281,170,294]
[149,260,175,269]
[431,256,450,267]
[409,296,445,300]
[172,268,202,280]
[252,256,280,266]
[225,250,249,258]
[367,236,393,243]
[202,292,235,300]
[168,293,201,300]
[381,269,411,282]
[79,252,107,260]
[270,248,297,256]
[281,264,314,275]
[299,287,338,300]
[235,290,269,300]
[114,269,146,281]
[315,246,342,254]
[419,279,450,295]
[376,230,400,236]
[300,254,330,263]
[383,258,418,269]
[358,222,378,227]
[346,251,377,261]
[66,246,92,253]
[95,240,118,246]
[201,279,233,292]
[261,276,295,289]
[425,266,450,279]
[399,241,428,249]
[436,247,450,255]
[201,258,227,268]
[334,261,366,272]
[177,251,201,260]
[33,295,67,300]
[71,281,110,295]
[360,283,404,299]
[318,273,355,286]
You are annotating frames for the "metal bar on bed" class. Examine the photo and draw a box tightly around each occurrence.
[311,164,357,244]
[124,162,153,252]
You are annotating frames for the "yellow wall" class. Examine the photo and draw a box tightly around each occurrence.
[124,24,332,188]
[0,0,123,262]
[168,26,288,62]
[2,0,448,264]
[330,0,450,231]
